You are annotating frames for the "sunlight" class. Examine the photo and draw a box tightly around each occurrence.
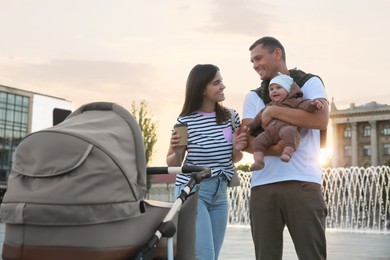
[319,147,332,167]
[241,152,254,165]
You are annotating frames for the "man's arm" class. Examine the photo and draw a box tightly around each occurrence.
[260,97,329,130]
[241,118,283,155]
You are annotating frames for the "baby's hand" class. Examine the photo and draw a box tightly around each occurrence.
[246,122,255,133]
[312,99,324,110]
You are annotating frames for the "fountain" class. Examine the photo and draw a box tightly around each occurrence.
[228,166,390,232]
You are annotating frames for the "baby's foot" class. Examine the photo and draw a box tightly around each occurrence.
[250,161,265,171]
[280,153,291,162]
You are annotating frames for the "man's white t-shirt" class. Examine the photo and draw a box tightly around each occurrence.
[242,77,327,187]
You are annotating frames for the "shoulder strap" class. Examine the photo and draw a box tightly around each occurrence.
[251,68,324,103]
[228,108,236,130]
[289,69,314,87]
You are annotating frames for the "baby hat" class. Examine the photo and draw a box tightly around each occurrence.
[269,72,293,93]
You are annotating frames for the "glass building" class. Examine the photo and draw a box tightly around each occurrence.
[0,90,31,182]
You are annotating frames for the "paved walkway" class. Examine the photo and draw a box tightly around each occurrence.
[220,225,390,259]
[1,223,389,259]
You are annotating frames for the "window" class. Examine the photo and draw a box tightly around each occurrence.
[344,127,352,138]
[0,91,30,179]
[383,125,390,136]
[363,125,371,137]
[363,145,371,156]
[344,146,352,156]
[384,144,390,155]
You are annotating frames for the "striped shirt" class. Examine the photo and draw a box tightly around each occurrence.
[175,109,240,185]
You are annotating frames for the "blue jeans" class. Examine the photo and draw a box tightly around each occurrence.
[174,175,229,260]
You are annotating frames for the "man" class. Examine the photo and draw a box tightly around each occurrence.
[242,36,328,260]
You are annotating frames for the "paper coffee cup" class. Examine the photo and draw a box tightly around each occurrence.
[174,123,188,146]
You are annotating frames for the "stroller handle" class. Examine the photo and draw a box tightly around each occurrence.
[147,166,210,178]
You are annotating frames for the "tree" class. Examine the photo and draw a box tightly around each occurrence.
[130,100,158,165]
[236,163,251,172]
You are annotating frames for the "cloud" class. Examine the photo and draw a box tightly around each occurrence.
[199,0,275,36]
[11,59,151,86]
[0,59,160,107]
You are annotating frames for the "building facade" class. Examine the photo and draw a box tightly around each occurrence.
[0,85,72,182]
[330,99,390,167]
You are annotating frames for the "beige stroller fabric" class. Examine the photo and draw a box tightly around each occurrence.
[1,102,147,225]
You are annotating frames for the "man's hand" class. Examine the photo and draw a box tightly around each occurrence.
[242,118,284,155]
[259,106,274,129]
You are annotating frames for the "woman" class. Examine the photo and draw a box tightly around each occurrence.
[166,64,247,260]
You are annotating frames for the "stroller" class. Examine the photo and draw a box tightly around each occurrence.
[0,102,210,260]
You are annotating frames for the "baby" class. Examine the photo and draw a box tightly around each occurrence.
[248,73,324,171]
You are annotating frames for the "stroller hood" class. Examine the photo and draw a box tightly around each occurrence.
[0,102,147,225]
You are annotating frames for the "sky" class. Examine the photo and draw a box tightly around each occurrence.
[1,0,390,166]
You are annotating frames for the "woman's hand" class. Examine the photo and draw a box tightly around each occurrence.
[166,129,186,166]
[170,129,187,154]
[232,126,248,163]
[234,126,248,151]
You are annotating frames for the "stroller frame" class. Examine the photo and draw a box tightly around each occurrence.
[135,166,210,260]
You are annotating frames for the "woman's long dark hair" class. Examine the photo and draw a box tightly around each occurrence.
[179,64,229,124]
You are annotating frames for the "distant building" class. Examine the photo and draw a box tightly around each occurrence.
[330,99,390,167]
[0,85,72,182]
